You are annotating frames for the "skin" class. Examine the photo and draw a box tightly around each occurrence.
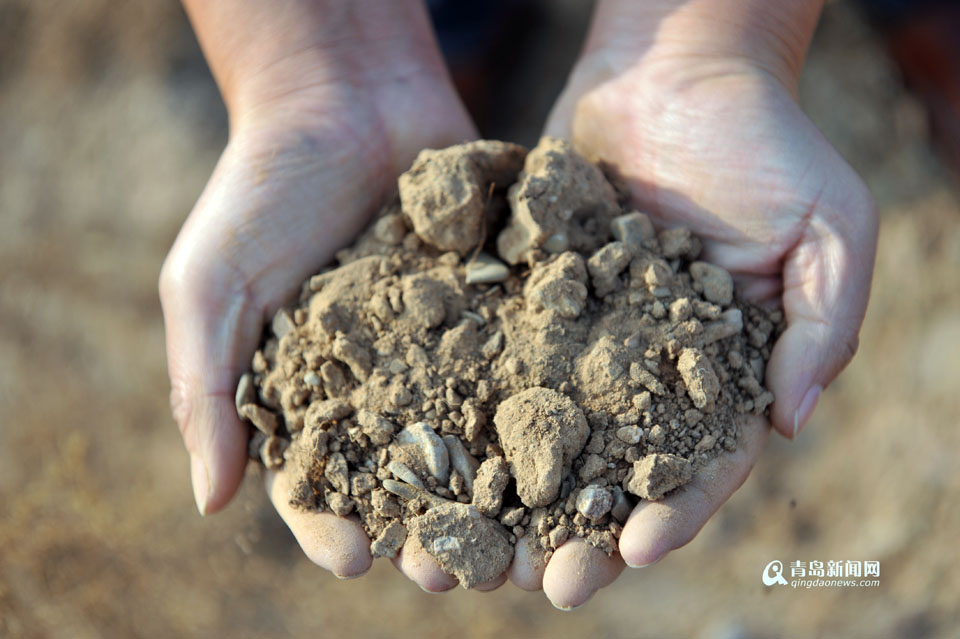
[160,0,878,609]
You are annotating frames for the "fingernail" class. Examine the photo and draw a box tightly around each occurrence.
[793,385,823,439]
[551,597,590,612]
[190,452,210,515]
[625,553,665,569]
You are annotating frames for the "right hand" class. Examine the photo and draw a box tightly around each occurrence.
[160,0,484,586]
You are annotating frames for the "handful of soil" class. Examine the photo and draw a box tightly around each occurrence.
[237,138,781,588]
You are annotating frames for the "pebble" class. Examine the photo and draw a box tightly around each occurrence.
[610,487,633,523]
[370,520,407,558]
[303,371,321,387]
[576,485,613,521]
[616,425,643,444]
[500,507,525,527]
[235,372,255,413]
[239,404,278,436]
[690,261,734,306]
[327,492,354,517]
[442,435,480,492]
[396,422,450,484]
[548,525,570,549]
[271,308,296,339]
[610,211,655,255]
[356,410,396,446]
[465,253,510,284]
[387,460,425,489]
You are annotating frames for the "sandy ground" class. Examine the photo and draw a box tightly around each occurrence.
[1,2,958,637]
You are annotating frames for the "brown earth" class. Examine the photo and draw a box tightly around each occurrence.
[241,137,778,582]
[1,1,958,637]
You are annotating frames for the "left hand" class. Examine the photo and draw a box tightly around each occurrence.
[507,0,878,608]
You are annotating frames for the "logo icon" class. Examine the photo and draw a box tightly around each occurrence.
[762,560,789,586]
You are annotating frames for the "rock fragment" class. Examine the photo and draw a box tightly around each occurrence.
[465,253,510,285]
[610,211,656,255]
[690,261,734,306]
[396,422,450,484]
[525,252,589,319]
[576,485,614,521]
[626,453,693,500]
[443,435,480,492]
[409,502,513,589]
[239,404,278,436]
[370,520,407,558]
[677,347,721,413]
[493,387,590,508]
[472,456,510,517]
[497,137,619,265]
[587,241,631,296]
[399,140,526,254]
[658,227,702,260]
[356,410,396,446]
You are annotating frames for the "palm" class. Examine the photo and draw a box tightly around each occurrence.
[528,63,877,608]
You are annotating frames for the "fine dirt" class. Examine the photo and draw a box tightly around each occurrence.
[239,137,780,586]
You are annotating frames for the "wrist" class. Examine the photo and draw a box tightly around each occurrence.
[582,0,823,92]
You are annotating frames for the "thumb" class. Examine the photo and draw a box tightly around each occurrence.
[159,228,262,515]
[766,180,878,438]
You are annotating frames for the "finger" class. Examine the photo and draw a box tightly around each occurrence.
[508,534,547,592]
[265,468,372,578]
[160,248,257,515]
[391,534,458,593]
[766,182,878,438]
[542,538,625,611]
[619,414,770,567]
[474,572,508,592]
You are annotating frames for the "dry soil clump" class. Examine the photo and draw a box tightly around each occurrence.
[238,138,781,588]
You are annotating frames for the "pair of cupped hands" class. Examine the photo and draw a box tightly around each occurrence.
[160,0,877,610]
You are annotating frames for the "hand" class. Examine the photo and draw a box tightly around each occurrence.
[160,0,488,585]
[508,0,879,608]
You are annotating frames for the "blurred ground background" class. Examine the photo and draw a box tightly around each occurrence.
[1,1,959,637]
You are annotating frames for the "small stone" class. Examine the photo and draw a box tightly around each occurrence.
[239,404,278,436]
[381,479,420,501]
[350,472,378,496]
[356,410,396,446]
[524,252,589,319]
[409,502,513,589]
[370,520,407,558]
[576,485,613,521]
[500,507,525,528]
[303,371,321,387]
[396,422,450,484]
[466,253,510,284]
[387,460,425,489]
[494,387,590,508]
[616,425,643,444]
[473,456,510,517]
[304,398,352,427]
[260,435,287,470]
[373,213,407,245]
[327,492,354,517]
[610,487,633,523]
[579,453,606,482]
[325,452,350,493]
[271,308,296,339]
[677,347,721,413]
[702,309,744,343]
[443,435,480,492]
[235,372,256,414]
[669,297,693,323]
[332,333,372,382]
[626,453,693,500]
[658,227,701,260]
[630,363,667,395]
[610,212,655,255]
[587,241,631,296]
[548,525,570,549]
[690,261,734,306]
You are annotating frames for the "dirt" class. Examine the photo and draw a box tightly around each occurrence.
[237,136,780,587]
